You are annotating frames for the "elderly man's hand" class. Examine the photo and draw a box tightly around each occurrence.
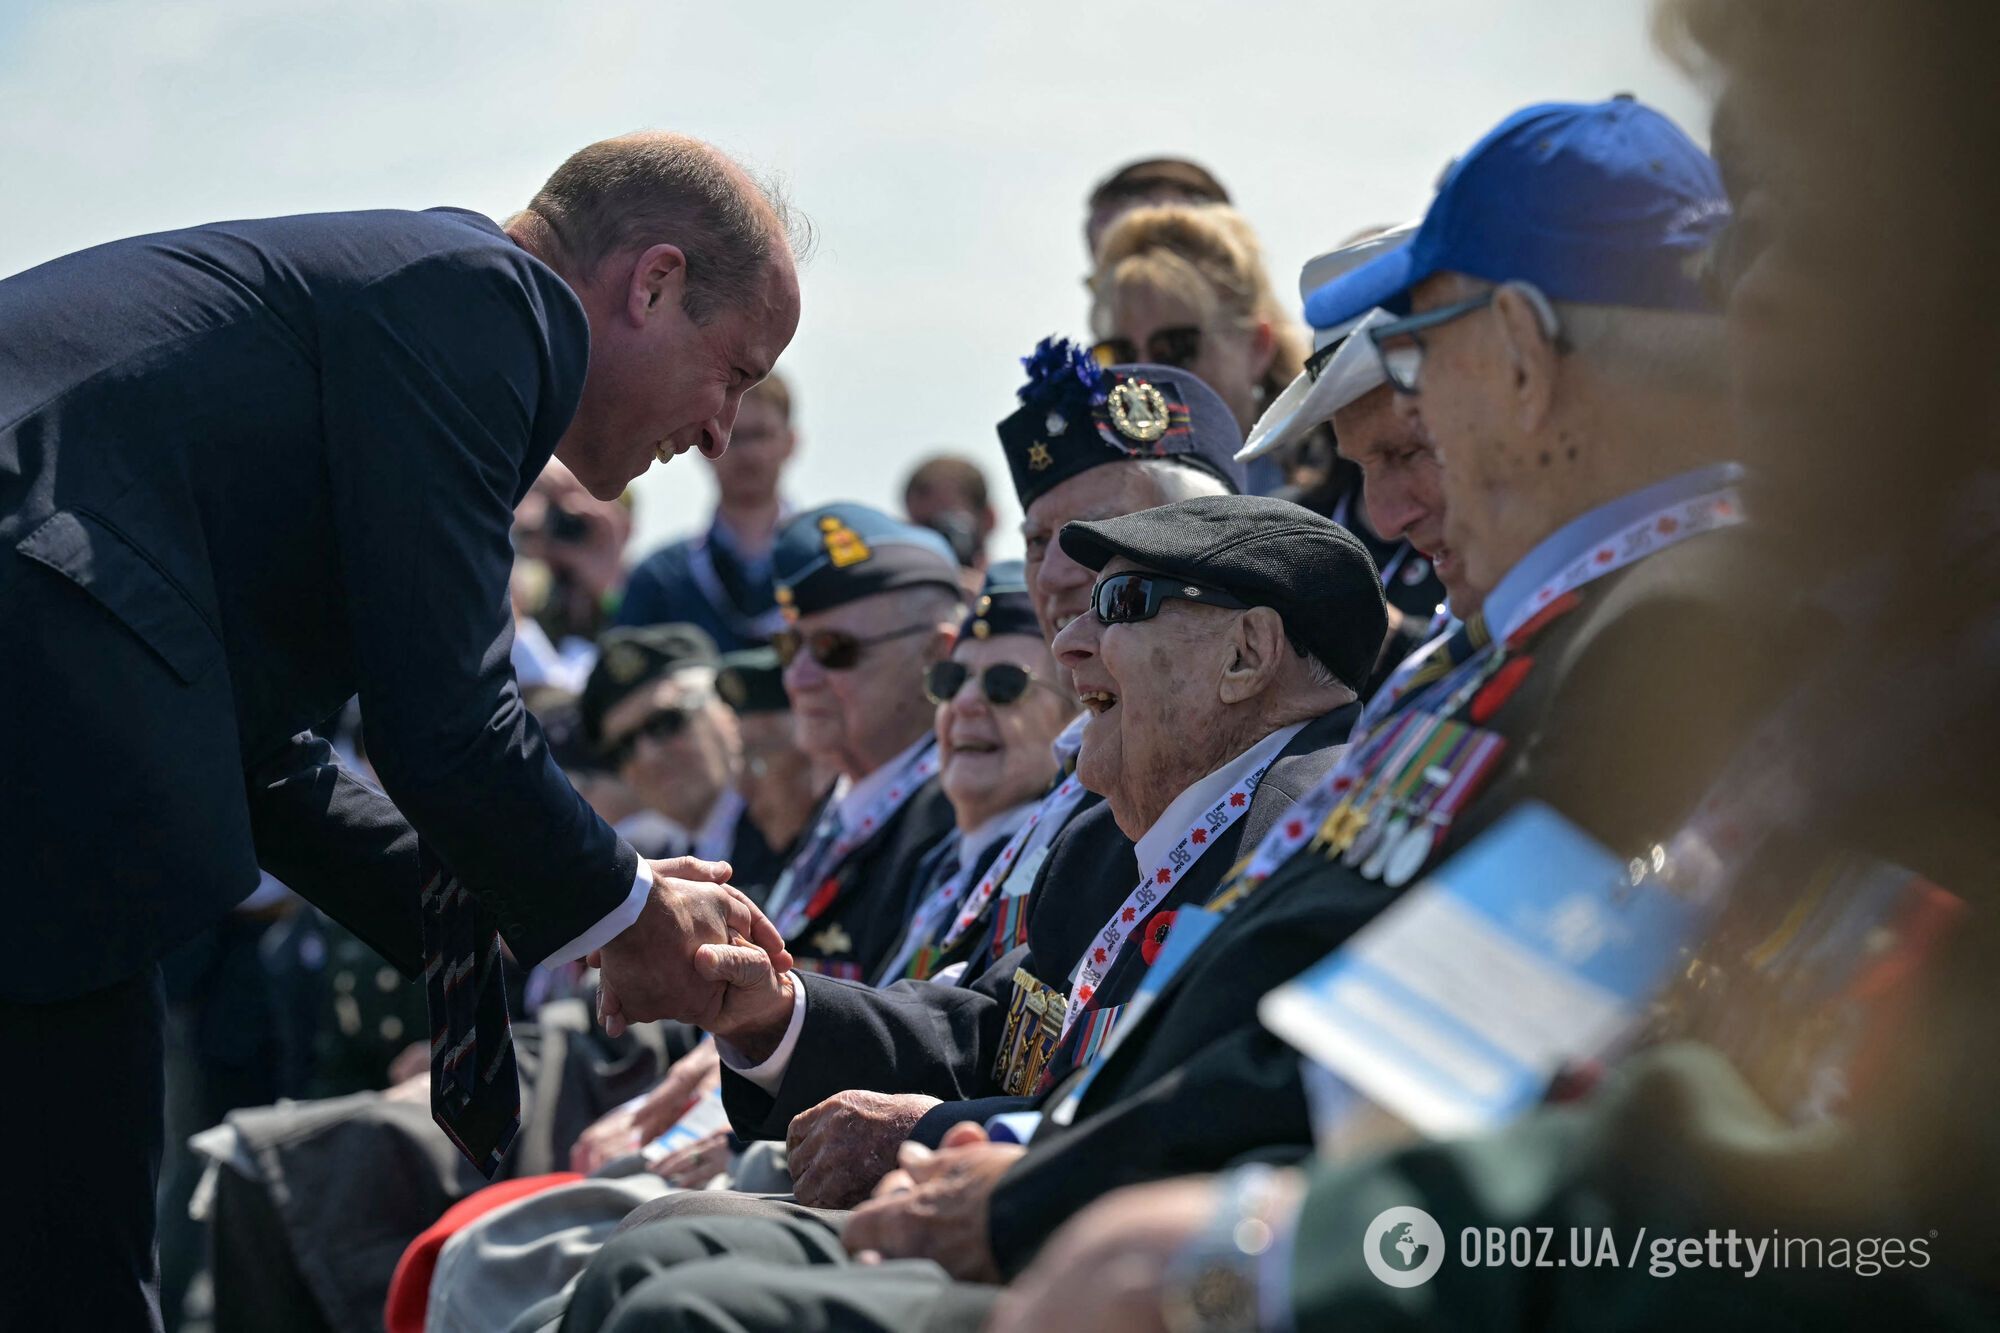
[841,1121,1023,1283]
[647,1127,735,1189]
[569,1042,722,1174]
[985,1177,1229,1333]
[785,1090,944,1208]
[594,857,793,1035]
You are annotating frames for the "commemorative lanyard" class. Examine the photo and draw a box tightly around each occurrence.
[1216,482,1747,910]
[771,743,942,939]
[872,842,981,986]
[939,775,1089,953]
[1332,489,1414,590]
[1057,755,1275,1042]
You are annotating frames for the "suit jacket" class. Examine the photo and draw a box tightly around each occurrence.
[0,208,635,1002]
[983,528,1778,1277]
[784,778,957,981]
[719,707,1360,1142]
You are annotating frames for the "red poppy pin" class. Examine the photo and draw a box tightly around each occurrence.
[1139,909,1178,965]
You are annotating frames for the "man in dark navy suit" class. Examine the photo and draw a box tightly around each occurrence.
[0,130,802,1331]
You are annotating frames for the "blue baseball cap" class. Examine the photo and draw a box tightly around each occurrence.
[1304,97,1729,331]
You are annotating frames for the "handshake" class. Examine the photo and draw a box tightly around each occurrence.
[588,855,796,1039]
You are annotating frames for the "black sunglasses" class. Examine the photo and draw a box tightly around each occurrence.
[602,704,697,767]
[924,660,1057,707]
[1090,571,1248,626]
[1090,326,1203,370]
[773,621,933,671]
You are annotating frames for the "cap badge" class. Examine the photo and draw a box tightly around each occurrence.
[606,643,646,684]
[1026,442,1054,472]
[1107,380,1169,443]
[820,515,872,569]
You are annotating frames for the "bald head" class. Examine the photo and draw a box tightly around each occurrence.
[514,130,804,324]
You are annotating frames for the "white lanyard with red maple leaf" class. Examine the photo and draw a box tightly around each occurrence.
[1057,756,1276,1043]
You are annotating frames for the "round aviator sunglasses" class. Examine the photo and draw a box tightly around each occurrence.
[924,660,1066,707]
[772,621,934,671]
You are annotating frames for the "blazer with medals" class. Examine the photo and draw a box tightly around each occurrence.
[0,208,637,1003]
[781,778,957,982]
[719,705,1360,1141]
[979,525,1779,1278]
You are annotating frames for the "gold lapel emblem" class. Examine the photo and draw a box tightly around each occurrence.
[1106,380,1169,443]
[820,515,872,569]
[1026,442,1055,472]
[972,620,992,639]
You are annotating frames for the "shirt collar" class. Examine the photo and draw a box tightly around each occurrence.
[836,734,933,835]
[1133,720,1306,876]
[1051,713,1088,774]
[1482,461,1746,640]
[956,802,1036,874]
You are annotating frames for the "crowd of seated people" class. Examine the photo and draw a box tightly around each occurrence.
[166,5,2000,1328]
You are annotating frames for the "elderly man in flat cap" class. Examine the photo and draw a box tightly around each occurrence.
[538,493,1388,1333]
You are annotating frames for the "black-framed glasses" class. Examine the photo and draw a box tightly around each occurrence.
[924,660,1060,707]
[773,621,934,671]
[1367,282,1564,395]
[602,704,698,767]
[1090,571,1249,626]
[1091,326,1203,370]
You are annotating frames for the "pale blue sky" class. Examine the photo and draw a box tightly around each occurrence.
[0,0,1704,560]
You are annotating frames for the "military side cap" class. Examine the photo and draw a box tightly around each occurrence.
[772,502,961,619]
[959,559,1040,643]
[1059,494,1386,694]
[715,647,789,714]
[580,623,720,747]
[997,337,1247,510]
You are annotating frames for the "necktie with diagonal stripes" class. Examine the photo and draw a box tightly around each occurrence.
[419,850,519,1178]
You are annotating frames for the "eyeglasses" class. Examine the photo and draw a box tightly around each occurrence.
[1090,326,1204,370]
[1367,282,1565,395]
[602,704,699,767]
[1090,571,1248,626]
[924,660,1061,707]
[773,621,934,671]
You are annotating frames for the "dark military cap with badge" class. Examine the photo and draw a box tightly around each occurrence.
[997,337,1248,509]
[1059,493,1387,694]
[579,623,720,750]
[771,502,963,621]
[715,647,790,714]
[960,559,1040,642]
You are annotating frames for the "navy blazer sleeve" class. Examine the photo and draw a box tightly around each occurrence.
[316,247,635,966]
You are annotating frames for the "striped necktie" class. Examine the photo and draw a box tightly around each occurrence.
[419,849,519,1178]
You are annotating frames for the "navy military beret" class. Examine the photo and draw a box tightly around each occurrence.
[773,502,963,620]
[580,623,720,747]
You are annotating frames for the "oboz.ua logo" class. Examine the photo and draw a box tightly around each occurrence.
[1364,1206,1447,1288]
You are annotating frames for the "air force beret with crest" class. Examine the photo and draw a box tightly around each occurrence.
[959,559,1040,642]
[772,502,963,620]
[997,336,1247,509]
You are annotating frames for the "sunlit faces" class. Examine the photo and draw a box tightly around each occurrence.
[557,250,802,501]
[780,588,953,777]
[599,673,740,830]
[932,633,1075,832]
[1331,385,1474,610]
[1020,463,1194,695]
[1096,282,1268,430]
[1386,272,1551,598]
[1051,557,1239,838]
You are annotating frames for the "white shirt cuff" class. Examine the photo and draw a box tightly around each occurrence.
[541,861,652,966]
[715,974,808,1094]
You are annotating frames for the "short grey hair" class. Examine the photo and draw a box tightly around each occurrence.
[521,131,814,323]
[1554,300,1729,393]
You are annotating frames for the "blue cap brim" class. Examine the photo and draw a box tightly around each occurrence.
[1303,242,1419,332]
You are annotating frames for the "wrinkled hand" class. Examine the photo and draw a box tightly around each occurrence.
[593,857,793,1035]
[647,1127,734,1189]
[841,1121,1023,1282]
[569,1043,723,1174]
[985,1177,1234,1333]
[785,1090,944,1208]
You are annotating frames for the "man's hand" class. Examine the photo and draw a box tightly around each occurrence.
[986,1177,1240,1333]
[841,1121,1023,1283]
[686,939,796,1061]
[593,857,793,1035]
[568,1043,723,1174]
[647,1127,734,1189]
[785,1090,944,1208]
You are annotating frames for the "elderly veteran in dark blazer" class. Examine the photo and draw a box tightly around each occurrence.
[540,494,1385,1333]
